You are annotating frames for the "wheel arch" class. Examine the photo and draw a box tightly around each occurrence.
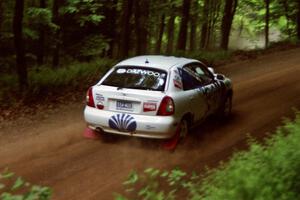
[181,112,193,128]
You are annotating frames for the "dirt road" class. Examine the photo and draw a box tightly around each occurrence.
[1,48,300,199]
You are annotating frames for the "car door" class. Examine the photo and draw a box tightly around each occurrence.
[190,63,225,114]
[181,65,209,122]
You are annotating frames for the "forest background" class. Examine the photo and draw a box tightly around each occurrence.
[0,0,300,108]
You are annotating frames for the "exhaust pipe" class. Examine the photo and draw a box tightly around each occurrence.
[95,127,104,133]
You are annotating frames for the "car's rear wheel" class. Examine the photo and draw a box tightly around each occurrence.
[179,119,189,138]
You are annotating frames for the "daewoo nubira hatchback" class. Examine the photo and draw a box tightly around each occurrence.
[84,55,233,139]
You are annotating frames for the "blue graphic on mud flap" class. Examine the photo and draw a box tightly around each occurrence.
[108,114,137,132]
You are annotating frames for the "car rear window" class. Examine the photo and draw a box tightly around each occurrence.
[101,66,167,91]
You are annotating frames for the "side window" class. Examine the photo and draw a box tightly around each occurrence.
[181,66,202,90]
[191,63,214,85]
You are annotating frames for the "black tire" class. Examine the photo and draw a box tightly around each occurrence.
[179,118,189,138]
[219,95,232,118]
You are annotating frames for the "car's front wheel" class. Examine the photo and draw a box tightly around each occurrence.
[219,95,232,118]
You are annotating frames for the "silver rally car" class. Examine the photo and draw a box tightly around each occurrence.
[84,55,232,139]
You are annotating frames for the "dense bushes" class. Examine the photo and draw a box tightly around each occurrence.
[0,58,116,107]
[117,112,300,200]
[26,58,114,95]
[199,112,300,200]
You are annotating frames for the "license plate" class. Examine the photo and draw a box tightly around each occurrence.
[116,101,133,110]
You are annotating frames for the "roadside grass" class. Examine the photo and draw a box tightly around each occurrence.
[0,58,115,108]
[27,58,113,97]
[116,111,300,200]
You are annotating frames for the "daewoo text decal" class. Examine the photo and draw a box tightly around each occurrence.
[117,68,165,77]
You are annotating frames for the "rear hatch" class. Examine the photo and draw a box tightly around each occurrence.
[93,66,168,116]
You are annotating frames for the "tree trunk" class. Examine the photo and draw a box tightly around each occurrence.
[0,0,3,34]
[200,0,209,49]
[265,0,270,49]
[210,0,221,48]
[239,18,244,36]
[118,0,134,58]
[166,14,175,54]
[52,0,60,68]
[134,0,149,55]
[13,0,28,90]
[297,0,300,40]
[155,14,165,54]
[104,0,118,58]
[37,0,46,65]
[177,0,191,51]
[220,0,238,50]
[189,0,198,51]
[189,18,196,51]
[281,0,291,37]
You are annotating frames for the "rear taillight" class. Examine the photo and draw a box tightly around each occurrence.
[86,87,95,107]
[157,96,175,116]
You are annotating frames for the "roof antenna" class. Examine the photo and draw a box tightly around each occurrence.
[145,59,149,64]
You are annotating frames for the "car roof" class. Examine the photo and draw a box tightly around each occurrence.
[115,55,199,70]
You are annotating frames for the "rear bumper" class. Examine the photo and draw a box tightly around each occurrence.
[84,106,179,139]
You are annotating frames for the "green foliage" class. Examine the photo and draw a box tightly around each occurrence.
[0,169,52,200]
[234,0,299,40]
[0,58,115,106]
[27,8,53,26]
[76,35,110,59]
[26,58,115,96]
[199,112,300,200]
[62,0,104,26]
[24,7,58,40]
[117,112,300,200]
[116,167,195,200]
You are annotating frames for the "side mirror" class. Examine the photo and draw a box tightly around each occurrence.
[208,67,215,74]
[216,74,225,80]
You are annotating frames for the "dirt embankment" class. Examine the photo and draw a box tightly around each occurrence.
[0,48,300,200]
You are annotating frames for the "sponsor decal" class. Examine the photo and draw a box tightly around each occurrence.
[116,68,164,77]
[145,125,156,130]
[108,113,137,132]
[126,69,161,77]
[197,87,205,93]
[177,68,183,76]
[173,69,183,89]
[95,94,105,109]
[173,79,183,89]
[143,102,157,112]
[96,93,105,101]
[158,78,165,86]
[116,68,126,74]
